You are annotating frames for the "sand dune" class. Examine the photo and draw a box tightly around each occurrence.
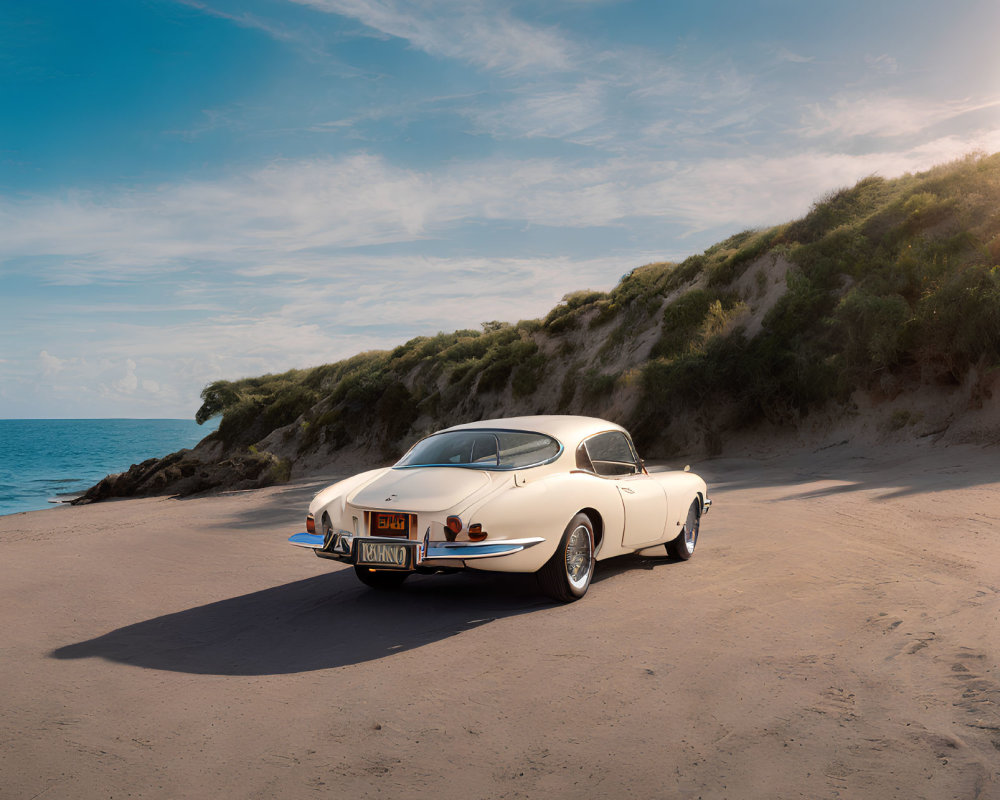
[2,441,999,799]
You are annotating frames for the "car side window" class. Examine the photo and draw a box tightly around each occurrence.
[582,431,640,477]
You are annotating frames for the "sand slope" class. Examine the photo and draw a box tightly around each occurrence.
[2,442,999,799]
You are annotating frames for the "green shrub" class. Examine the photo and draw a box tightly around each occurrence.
[557,367,580,412]
[216,398,265,447]
[269,457,292,484]
[375,381,418,441]
[511,353,547,397]
[834,289,912,375]
[196,380,240,424]
[651,289,714,359]
[707,227,782,287]
[918,264,1000,372]
[785,175,895,245]
[543,290,607,334]
[469,338,540,394]
[261,384,319,430]
[661,255,705,293]
[581,369,617,402]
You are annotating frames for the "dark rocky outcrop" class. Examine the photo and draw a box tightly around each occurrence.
[71,438,291,504]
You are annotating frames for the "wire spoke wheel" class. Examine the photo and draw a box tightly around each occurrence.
[564,524,593,589]
[539,513,595,602]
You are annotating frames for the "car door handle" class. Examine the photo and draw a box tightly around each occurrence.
[619,486,636,494]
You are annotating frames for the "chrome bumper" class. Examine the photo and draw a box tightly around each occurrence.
[286,531,544,564]
[702,497,712,514]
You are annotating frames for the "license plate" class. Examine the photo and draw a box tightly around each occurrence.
[371,512,409,537]
[356,540,412,570]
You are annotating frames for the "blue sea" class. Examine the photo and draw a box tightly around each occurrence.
[0,419,218,517]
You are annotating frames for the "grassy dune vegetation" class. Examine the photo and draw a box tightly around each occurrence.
[87,152,999,499]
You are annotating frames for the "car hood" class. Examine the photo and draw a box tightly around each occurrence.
[347,467,494,512]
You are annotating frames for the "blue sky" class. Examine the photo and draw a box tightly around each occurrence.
[2,0,999,418]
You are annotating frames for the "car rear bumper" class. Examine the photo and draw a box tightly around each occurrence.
[287,531,545,566]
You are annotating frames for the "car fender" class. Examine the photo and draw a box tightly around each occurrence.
[649,470,708,531]
[462,471,623,572]
[309,467,389,523]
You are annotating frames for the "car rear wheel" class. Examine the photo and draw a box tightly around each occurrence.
[666,499,700,560]
[538,513,595,602]
[354,565,410,590]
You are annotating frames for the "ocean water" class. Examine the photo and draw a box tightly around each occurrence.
[0,419,218,517]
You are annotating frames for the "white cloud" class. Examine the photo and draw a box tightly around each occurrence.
[5,135,1000,292]
[865,53,899,75]
[8,248,643,417]
[802,94,1000,140]
[467,80,609,142]
[39,350,65,376]
[775,47,814,64]
[112,359,139,394]
[290,0,573,75]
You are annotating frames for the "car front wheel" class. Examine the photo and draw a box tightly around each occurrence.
[666,499,700,560]
[538,513,595,602]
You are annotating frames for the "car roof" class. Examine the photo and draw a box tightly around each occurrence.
[439,415,627,444]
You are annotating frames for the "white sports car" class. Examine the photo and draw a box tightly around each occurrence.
[288,415,710,601]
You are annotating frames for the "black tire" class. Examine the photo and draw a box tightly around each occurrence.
[666,499,700,560]
[353,565,410,590]
[538,513,595,602]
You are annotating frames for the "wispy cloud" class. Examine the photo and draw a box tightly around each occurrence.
[802,94,1000,140]
[775,47,814,64]
[175,0,367,70]
[864,53,899,75]
[290,0,574,75]
[6,136,999,294]
[178,0,301,44]
[466,80,609,142]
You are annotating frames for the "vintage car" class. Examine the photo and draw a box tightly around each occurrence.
[288,415,710,601]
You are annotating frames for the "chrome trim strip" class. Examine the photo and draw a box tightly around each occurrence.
[424,537,545,560]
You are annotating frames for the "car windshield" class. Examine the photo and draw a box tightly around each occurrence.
[395,429,561,470]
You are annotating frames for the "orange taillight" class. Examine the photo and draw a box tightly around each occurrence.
[468,523,487,542]
[446,516,463,535]
[306,515,315,534]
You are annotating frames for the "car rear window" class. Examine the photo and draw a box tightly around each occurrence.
[396,430,561,469]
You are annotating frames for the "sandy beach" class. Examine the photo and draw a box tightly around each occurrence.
[2,440,999,799]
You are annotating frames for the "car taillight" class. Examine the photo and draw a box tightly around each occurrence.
[446,516,462,535]
[306,515,315,534]
[468,523,487,542]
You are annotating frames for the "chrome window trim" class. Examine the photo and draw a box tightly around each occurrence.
[393,428,564,471]
[575,429,643,479]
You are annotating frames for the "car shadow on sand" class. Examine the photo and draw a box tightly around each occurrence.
[50,554,678,677]
[49,568,560,676]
